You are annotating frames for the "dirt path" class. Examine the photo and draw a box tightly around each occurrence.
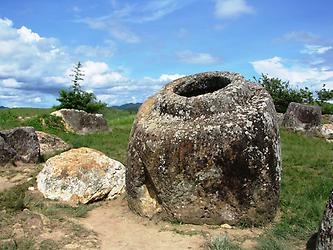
[79,197,262,250]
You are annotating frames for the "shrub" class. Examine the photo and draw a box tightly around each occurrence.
[255,74,333,114]
[55,62,106,113]
[23,114,65,133]
[255,74,310,113]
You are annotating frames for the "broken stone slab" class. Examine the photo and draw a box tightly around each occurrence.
[36,131,71,159]
[320,124,333,142]
[282,102,322,133]
[0,127,40,166]
[51,109,109,135]
[37,147,125,204]
[126,71,281,226]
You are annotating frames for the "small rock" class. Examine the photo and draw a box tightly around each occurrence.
[321,124,333,142]
[221,223,233,229]
[10,174,26,183]
[28,186,35,191]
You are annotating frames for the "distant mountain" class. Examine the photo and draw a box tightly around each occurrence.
[113,103,142,111]
[0,106,7,109]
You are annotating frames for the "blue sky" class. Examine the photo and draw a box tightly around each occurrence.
[0,0,332,107]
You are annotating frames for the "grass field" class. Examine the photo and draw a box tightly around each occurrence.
[0,108,332,249]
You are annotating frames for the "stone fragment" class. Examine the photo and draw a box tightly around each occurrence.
[37,147,125,204]
[320,124,333,142]
[0,127,40,166]
[127,71,281,225]
[282,102,321,132]
[51,109,109,134]
[0,135,16,165]
[36,131,71,159]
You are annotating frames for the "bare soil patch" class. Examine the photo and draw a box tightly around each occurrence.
[79,196,263,250]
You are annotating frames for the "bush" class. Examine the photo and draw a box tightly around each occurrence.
[256,74,333,114]
[23,114,65,133]
[55,62,106,113]
[255,74,312,113]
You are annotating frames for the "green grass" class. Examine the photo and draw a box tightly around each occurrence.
[271,129,333,241]
[208,234,243,250]
[0,107,134,164]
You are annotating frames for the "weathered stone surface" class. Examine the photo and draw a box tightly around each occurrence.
[36,131,71,159]
[127,71,281,225]
[282,102,321,132]
[37,147,125,204]
[316,189,333,250]
[320,124,333,142]
[0,127,40,166]
[0,135,16,165]
[276,112,284,127]
[51,109,109,134]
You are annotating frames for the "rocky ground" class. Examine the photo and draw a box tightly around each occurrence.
[0,162,269,250]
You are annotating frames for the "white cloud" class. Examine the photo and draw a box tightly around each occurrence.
[159,74,184,81]
[0,17,185,107]
[214,0,254,19]
[80,61,128,88]
[1,78,22,88]
[251,56,333,87]
[17,26,42,43]
[280,31,317,43]
[177,50,220,65]
[301,44,333,55]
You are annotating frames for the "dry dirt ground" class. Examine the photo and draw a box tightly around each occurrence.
[78,197,263,250]
[0,163,265,249]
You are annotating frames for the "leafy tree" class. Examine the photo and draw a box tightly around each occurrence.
[55,62,106,113]
[256,74,333,114]
[255,74,311,113]
[316,84,333,104]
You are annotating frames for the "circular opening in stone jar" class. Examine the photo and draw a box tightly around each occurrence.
[174,76,231,97]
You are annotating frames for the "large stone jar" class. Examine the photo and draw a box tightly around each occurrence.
[126,71,281,225]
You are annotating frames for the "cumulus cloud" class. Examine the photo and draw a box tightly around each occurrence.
[214,0,254,19]
[251,56,333,88]
[17,26,42,43]
[0,17,73,107]
[301,44,333,55]
[80,61,128,88]
[0,17,184,107]
[177,50,220,65]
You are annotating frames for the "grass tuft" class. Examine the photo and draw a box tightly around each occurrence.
[208,234,243,250]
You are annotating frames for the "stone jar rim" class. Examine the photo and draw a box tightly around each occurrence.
[154,71,254,119]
